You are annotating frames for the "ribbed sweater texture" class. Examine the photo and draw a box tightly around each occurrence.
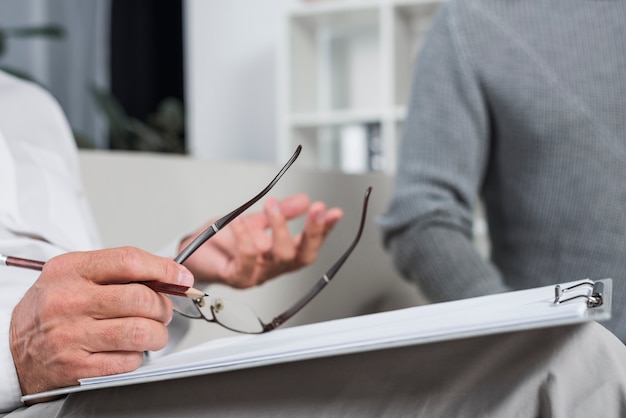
[379,0,626,341]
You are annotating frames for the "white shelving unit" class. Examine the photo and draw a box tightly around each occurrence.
[278,0,441,173]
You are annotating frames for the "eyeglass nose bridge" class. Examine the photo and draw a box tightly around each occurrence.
[195,296,207,308]
[170,294,206,319]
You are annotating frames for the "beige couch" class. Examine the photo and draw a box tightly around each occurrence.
[78,150,426,349]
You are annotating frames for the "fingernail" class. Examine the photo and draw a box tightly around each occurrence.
[315,209,326,224]
[268,199,280,215]
[178,268,194,287]
[165,311,174,326]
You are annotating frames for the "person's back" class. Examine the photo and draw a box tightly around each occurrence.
[380,0,626,341]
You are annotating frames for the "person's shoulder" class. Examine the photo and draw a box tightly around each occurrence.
[445,0,527,15]
[0,70,60,110]
[0,70,41,92]
[0,70,67,127]
[442,0,539,32]
[435,0,490,24]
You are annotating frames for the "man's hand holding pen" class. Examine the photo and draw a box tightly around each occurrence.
[7,193,342,401]
[9,247,194,399]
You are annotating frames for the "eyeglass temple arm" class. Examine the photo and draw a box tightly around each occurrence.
[174,145,302,264]
[264,186,372,332]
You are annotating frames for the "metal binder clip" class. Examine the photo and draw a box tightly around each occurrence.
[553,280,604,308]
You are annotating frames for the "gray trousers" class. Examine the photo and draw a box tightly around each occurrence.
[6,322,626,417]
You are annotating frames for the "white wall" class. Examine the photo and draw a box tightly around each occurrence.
[184,0,296,163]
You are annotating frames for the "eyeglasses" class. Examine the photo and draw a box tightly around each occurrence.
[170,146,372,334]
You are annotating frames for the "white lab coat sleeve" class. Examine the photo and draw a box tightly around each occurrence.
[0,311,24,413]
[0,70,102,411]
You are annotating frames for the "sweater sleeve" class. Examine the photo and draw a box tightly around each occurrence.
[379,2,509,302]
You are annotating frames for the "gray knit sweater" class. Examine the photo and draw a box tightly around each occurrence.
[379,0,626,341]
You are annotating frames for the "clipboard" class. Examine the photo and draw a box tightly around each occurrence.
[22,278,612,402]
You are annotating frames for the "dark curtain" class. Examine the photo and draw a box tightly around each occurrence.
[109,0,185,152]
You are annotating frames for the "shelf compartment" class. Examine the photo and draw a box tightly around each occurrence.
[288,5,381,114]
